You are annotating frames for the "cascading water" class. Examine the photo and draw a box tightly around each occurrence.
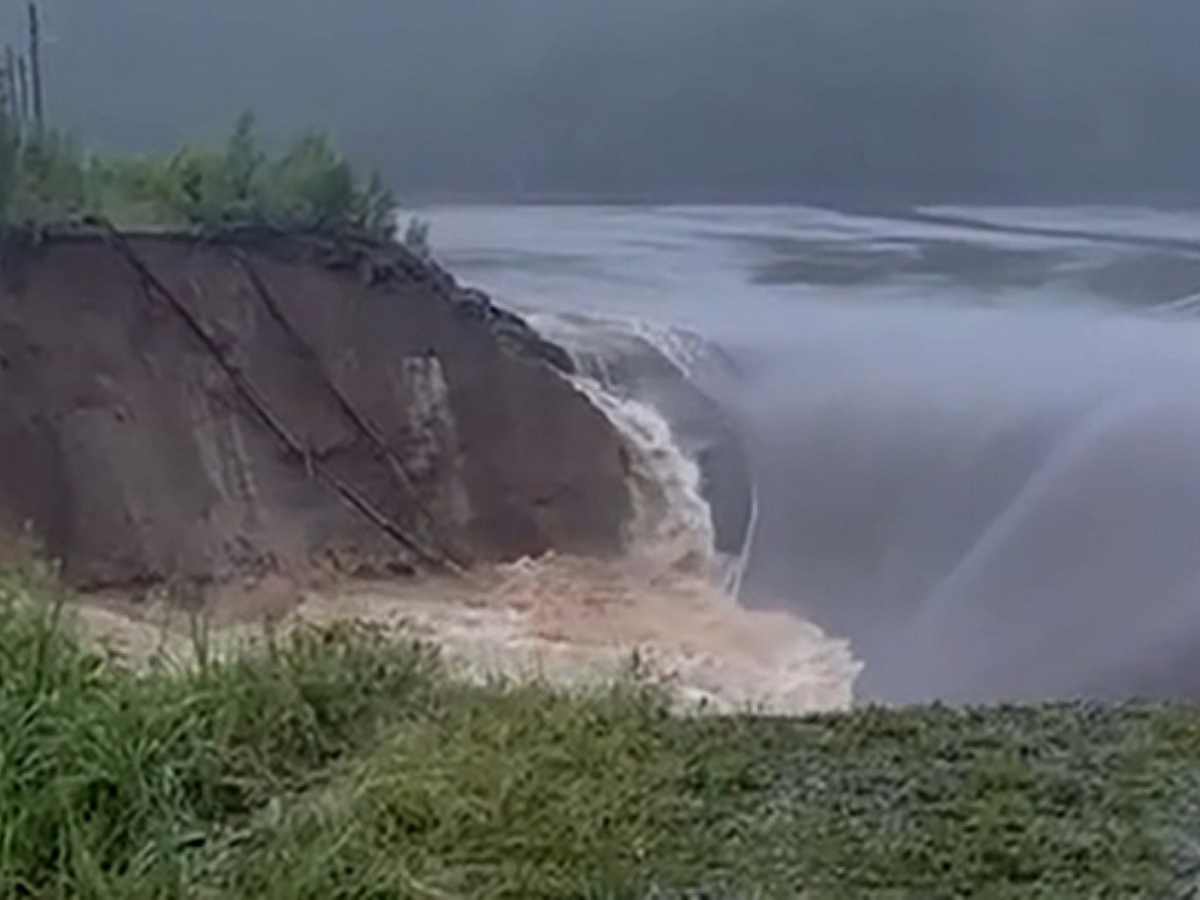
[570,374,715,571]
[518,310,861,712]
[430,203,1200,707]
[528,310,758,591]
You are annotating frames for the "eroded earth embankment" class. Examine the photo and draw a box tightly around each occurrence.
[0,229,858,712]
[0,231,630,586]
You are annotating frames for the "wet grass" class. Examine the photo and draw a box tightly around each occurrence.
[2,560,1200,898]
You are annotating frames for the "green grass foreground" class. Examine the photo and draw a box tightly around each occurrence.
[2,563,1199,898]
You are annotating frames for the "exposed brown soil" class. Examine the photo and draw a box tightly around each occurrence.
[0,229,631,589]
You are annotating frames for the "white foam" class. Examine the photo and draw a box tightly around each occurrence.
[570,375,716,573]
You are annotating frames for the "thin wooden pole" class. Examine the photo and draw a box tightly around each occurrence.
[27,3,42,128]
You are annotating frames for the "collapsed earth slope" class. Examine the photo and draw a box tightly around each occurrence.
[0,230,630,588]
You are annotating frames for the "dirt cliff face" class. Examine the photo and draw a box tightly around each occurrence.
[0,231,630,588]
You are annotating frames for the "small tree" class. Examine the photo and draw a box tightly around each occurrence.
[160,144,237,227]
[356,171,398,241]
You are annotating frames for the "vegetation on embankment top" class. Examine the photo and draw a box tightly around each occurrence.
[2,561,1199,898]
[0,113,405,243]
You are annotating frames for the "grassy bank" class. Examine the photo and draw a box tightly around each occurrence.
[2,564,1199,898]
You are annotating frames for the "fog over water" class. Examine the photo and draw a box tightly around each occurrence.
[430,204,1200,705]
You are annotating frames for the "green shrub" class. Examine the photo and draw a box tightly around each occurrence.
[0,112,400,240]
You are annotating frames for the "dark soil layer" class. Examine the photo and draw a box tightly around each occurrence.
[0,230,630,587]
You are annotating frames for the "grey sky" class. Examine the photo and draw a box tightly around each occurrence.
[13,0,1200,202]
